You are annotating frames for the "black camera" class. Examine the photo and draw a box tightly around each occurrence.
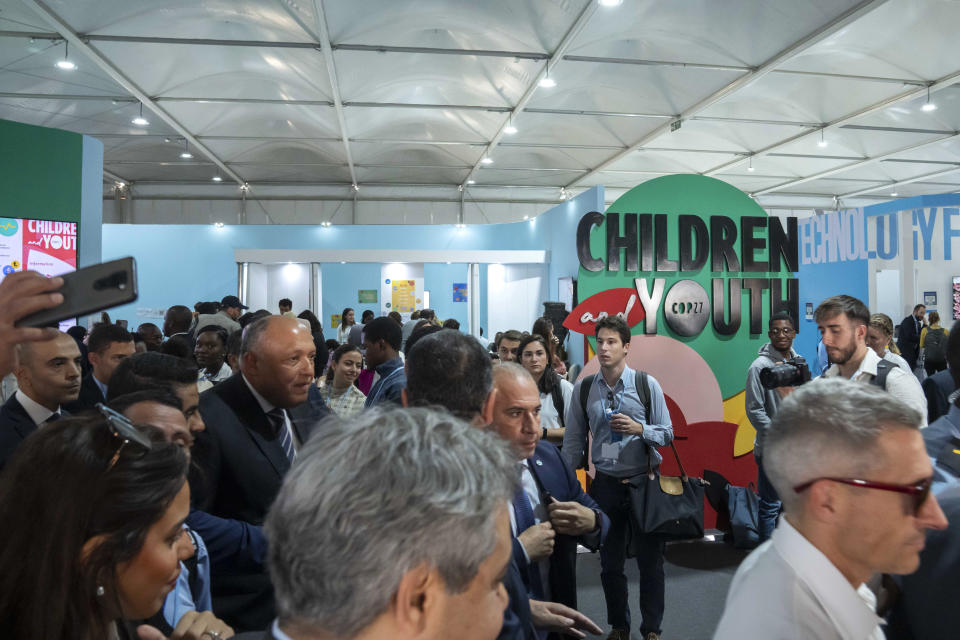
[759,356,811,390]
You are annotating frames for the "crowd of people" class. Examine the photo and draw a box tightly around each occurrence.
[0,268,958,640]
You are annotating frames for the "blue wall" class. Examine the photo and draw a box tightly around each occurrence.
[319,262,381,327]
[101,187,602,345]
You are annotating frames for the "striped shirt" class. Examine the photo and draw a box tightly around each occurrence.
[318,381,367,418]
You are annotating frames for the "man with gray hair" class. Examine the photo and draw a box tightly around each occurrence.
[258,408,516,640]
[714,378,948,639]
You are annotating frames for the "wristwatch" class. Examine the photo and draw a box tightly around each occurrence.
[590,507,602,532]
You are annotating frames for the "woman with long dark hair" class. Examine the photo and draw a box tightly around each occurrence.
[317,344,367,418]
[517,333,573,446]
[0,414,212,640]
[336,307,355,344]
[297,309,329,379]
[532,316,567,376]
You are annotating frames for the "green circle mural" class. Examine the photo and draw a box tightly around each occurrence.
[573,174,798,400]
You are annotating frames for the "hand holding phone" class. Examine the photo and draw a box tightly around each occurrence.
[0,270,65,378]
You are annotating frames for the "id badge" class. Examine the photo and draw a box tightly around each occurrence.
[600,441,620,461]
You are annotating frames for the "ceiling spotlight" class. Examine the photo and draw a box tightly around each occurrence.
[890,191,899,197]
[131,102,149,127]
[480,157,493,165]
[538,75,556,88]
[455,223,466,229]
[352,183,359,192]
[180,139,193,159]
[747,156,755,172]
[321,221,332,227]
[340,261,346,264]
[467,179,476,184]
[214,222,224,229]
[922,85,937,112]
[559,187,568,201]
[817,129,828,148]
[164,137,172,143]
[504,116,518,135]
[599,0,624,5]
[212,176,223,182]
[55,41,76,70]
[523,215,529,220]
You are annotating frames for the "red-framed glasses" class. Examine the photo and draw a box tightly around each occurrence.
[793,476,933,515]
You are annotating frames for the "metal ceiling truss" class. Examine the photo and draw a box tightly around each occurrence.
[19,0,247,187]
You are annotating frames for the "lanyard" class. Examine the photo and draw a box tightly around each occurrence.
[595,375,624,418]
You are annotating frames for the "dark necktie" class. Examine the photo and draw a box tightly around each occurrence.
[512,468,545,599]
[267,408,296,463]
[44,412,61,425]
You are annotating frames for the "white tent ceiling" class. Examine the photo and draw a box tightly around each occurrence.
[1,0,959,224]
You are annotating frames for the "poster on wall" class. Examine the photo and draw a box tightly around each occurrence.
[358,289,377,303]
[0,217,78,329]
[452,283,467,302]
[924,291,937,308]
[391,279,417,313]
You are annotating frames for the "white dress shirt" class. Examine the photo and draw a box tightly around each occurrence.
[823,347,927,427]
[507,459,551,599]
[15,389,60,426]
[714,518,884,640]
[242,375,300,450]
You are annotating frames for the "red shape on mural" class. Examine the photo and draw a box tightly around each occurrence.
[563,288,645,336]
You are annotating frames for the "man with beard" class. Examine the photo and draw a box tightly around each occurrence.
[815,295,926,425]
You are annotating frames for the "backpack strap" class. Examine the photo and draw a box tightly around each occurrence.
[550,381,566,429]
[872,358,894,391]
[634,369,651,421]
[578,373,596,421]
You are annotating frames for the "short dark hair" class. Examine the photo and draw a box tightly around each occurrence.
[496,329,523,348]
[87,323,134,354]
[442,318,460,330]
[420,309,436,321]
[405,323,443,355]
[106,352,198,400]
[769,311,796,330]
[361,310,375,324]
[814,295,869,327]
[108,388,183,415]
[196,301,220,315]
[196,324,228,347]
[914,304,926,312]
[164,305,192,335]
[279,298,293,308]
[388,311,403,326]
[406,330,492,420]
[137,322,160,336]
[595,315,631,344]
[364,317,402,352]
[159,335,192,360]
[226,331,243,358]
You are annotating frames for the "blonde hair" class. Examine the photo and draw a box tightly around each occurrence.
[869,313,900,355]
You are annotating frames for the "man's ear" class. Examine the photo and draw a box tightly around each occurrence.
[391,563,435,637]
[480,388,498,426]
[240,351,256,376]
[805,480,841,525]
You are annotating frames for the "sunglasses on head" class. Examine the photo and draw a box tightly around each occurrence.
[793,476,933,515]
[96,403,153,472]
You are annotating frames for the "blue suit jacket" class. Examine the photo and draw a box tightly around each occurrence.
[512,441,610,610]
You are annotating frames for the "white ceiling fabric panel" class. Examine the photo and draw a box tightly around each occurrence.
[0,0,957,221]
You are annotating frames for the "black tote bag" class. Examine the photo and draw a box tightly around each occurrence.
[625,442,707,542]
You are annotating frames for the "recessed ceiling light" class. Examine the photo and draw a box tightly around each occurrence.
[890,192,898,197]
[214,222,224,229]
[599,0,624,6]
[504,124,518,135]
[180,151,193,159]
[480,157,493,165]
[455,223,466,229]
[922,102,937,112]
[817,140,828,148]
[212,176,222,182]
[523,215,529,220]
[467,179,476,184]
[538,76,556,88]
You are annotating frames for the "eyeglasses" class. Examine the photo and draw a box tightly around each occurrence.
[96,403,153,471]
[768,328,796,336]
[793,476,933,515]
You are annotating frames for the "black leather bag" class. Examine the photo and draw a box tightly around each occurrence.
[625,442,707,541]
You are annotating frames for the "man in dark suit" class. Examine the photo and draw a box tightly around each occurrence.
[192,315,327,631]
[491,363,610,616]
[403,330,602,640]
[897,304,926,371]
[0,332,81,469]
[64,322,134,413]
